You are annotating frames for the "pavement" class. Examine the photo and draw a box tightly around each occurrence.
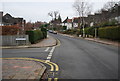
[59,33,120,47]
[2,59,46,80]
[84,38,120,47]
[1,35,57,49]
[30,35,57,48]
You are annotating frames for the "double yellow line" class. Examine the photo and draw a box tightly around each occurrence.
[48,78,58,81]
[56,38,61,47]
[1,57,59,81]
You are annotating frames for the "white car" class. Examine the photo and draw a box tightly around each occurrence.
[53,31,57,34]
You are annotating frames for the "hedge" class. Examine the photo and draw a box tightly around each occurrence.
[62,29,79,35]
[84,27,97,37]
[83,26,120,40]
[98,26,120,40]
[63,26,67,30]
[61,26,120,41]
[41,27,47,38]
[26,30,43,44]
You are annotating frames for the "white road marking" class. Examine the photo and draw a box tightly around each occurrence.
[46,46,56,61]
[45,60,50,63]
[45,47,50,52]
[50,46,55,53]
[47,56,51,60]
[48,54,52,57]
[49,52,53,55]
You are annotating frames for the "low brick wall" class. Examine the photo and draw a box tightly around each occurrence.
[1,35,30,46]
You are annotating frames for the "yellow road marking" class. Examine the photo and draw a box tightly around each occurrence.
[56,38,61,47]
[49,61,59,71]
[0,57,58,71]
[1,57,59,81]
[48,78,52,81]
[54,78,58,81]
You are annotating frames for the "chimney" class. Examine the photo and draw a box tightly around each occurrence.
[0,11,3,17]
[0,12,3,23]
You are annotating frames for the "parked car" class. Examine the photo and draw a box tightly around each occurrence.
[48,30,53,33]
[53,31,57,34]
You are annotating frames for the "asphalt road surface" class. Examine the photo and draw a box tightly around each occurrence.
[50,33,118,80]
[3,33,119,80]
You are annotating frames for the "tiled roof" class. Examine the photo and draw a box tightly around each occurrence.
[73,17,80,23]
[67,19,72,23]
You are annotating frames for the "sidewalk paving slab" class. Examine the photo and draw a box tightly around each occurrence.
[60,33,119,47]
[1,35,57,49]
[29,35,57,48]
[2,59,46,80]
[84,38,119,47]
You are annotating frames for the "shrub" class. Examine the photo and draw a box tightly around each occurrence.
[75,29,81,37]
[62,29,82,36]
[63,26,67,30]
[41,27,47,38]
[84,27,97,37]
[98,26,120,40]
[26,30,43,44]
[1,25,20,35]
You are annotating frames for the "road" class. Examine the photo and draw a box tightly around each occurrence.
[3,33,119,80]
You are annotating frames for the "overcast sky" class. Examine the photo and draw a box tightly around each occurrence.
[0,0,119,22]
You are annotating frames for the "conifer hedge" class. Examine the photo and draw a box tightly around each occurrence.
[26,30,44,44]
[98,26,120,40]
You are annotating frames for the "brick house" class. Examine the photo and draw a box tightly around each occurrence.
[0,12,26,34]
[0,12,25,27]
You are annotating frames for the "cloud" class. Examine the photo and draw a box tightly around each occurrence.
[1,0,74,2]
[1,0,119,2]
[1,0,118,22]
[2,2,75,22]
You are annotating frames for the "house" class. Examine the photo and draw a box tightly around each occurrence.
[0,12,25,27]
[0,12,26,34]
[85,3,120,26]
[62,17,68,27]
[72,17,79,28]
[108,3,120,24]
[62,17,73,29]
[67,19,73,29]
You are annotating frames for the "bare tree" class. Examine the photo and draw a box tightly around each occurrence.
[73,0,91,17]
[48,11,54,20]
[48,11,54,30]
[48,11,59,20]
[103,1,116,11]
[48,11,59,30]
[73,0,92,37]
[54,11,59,20]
